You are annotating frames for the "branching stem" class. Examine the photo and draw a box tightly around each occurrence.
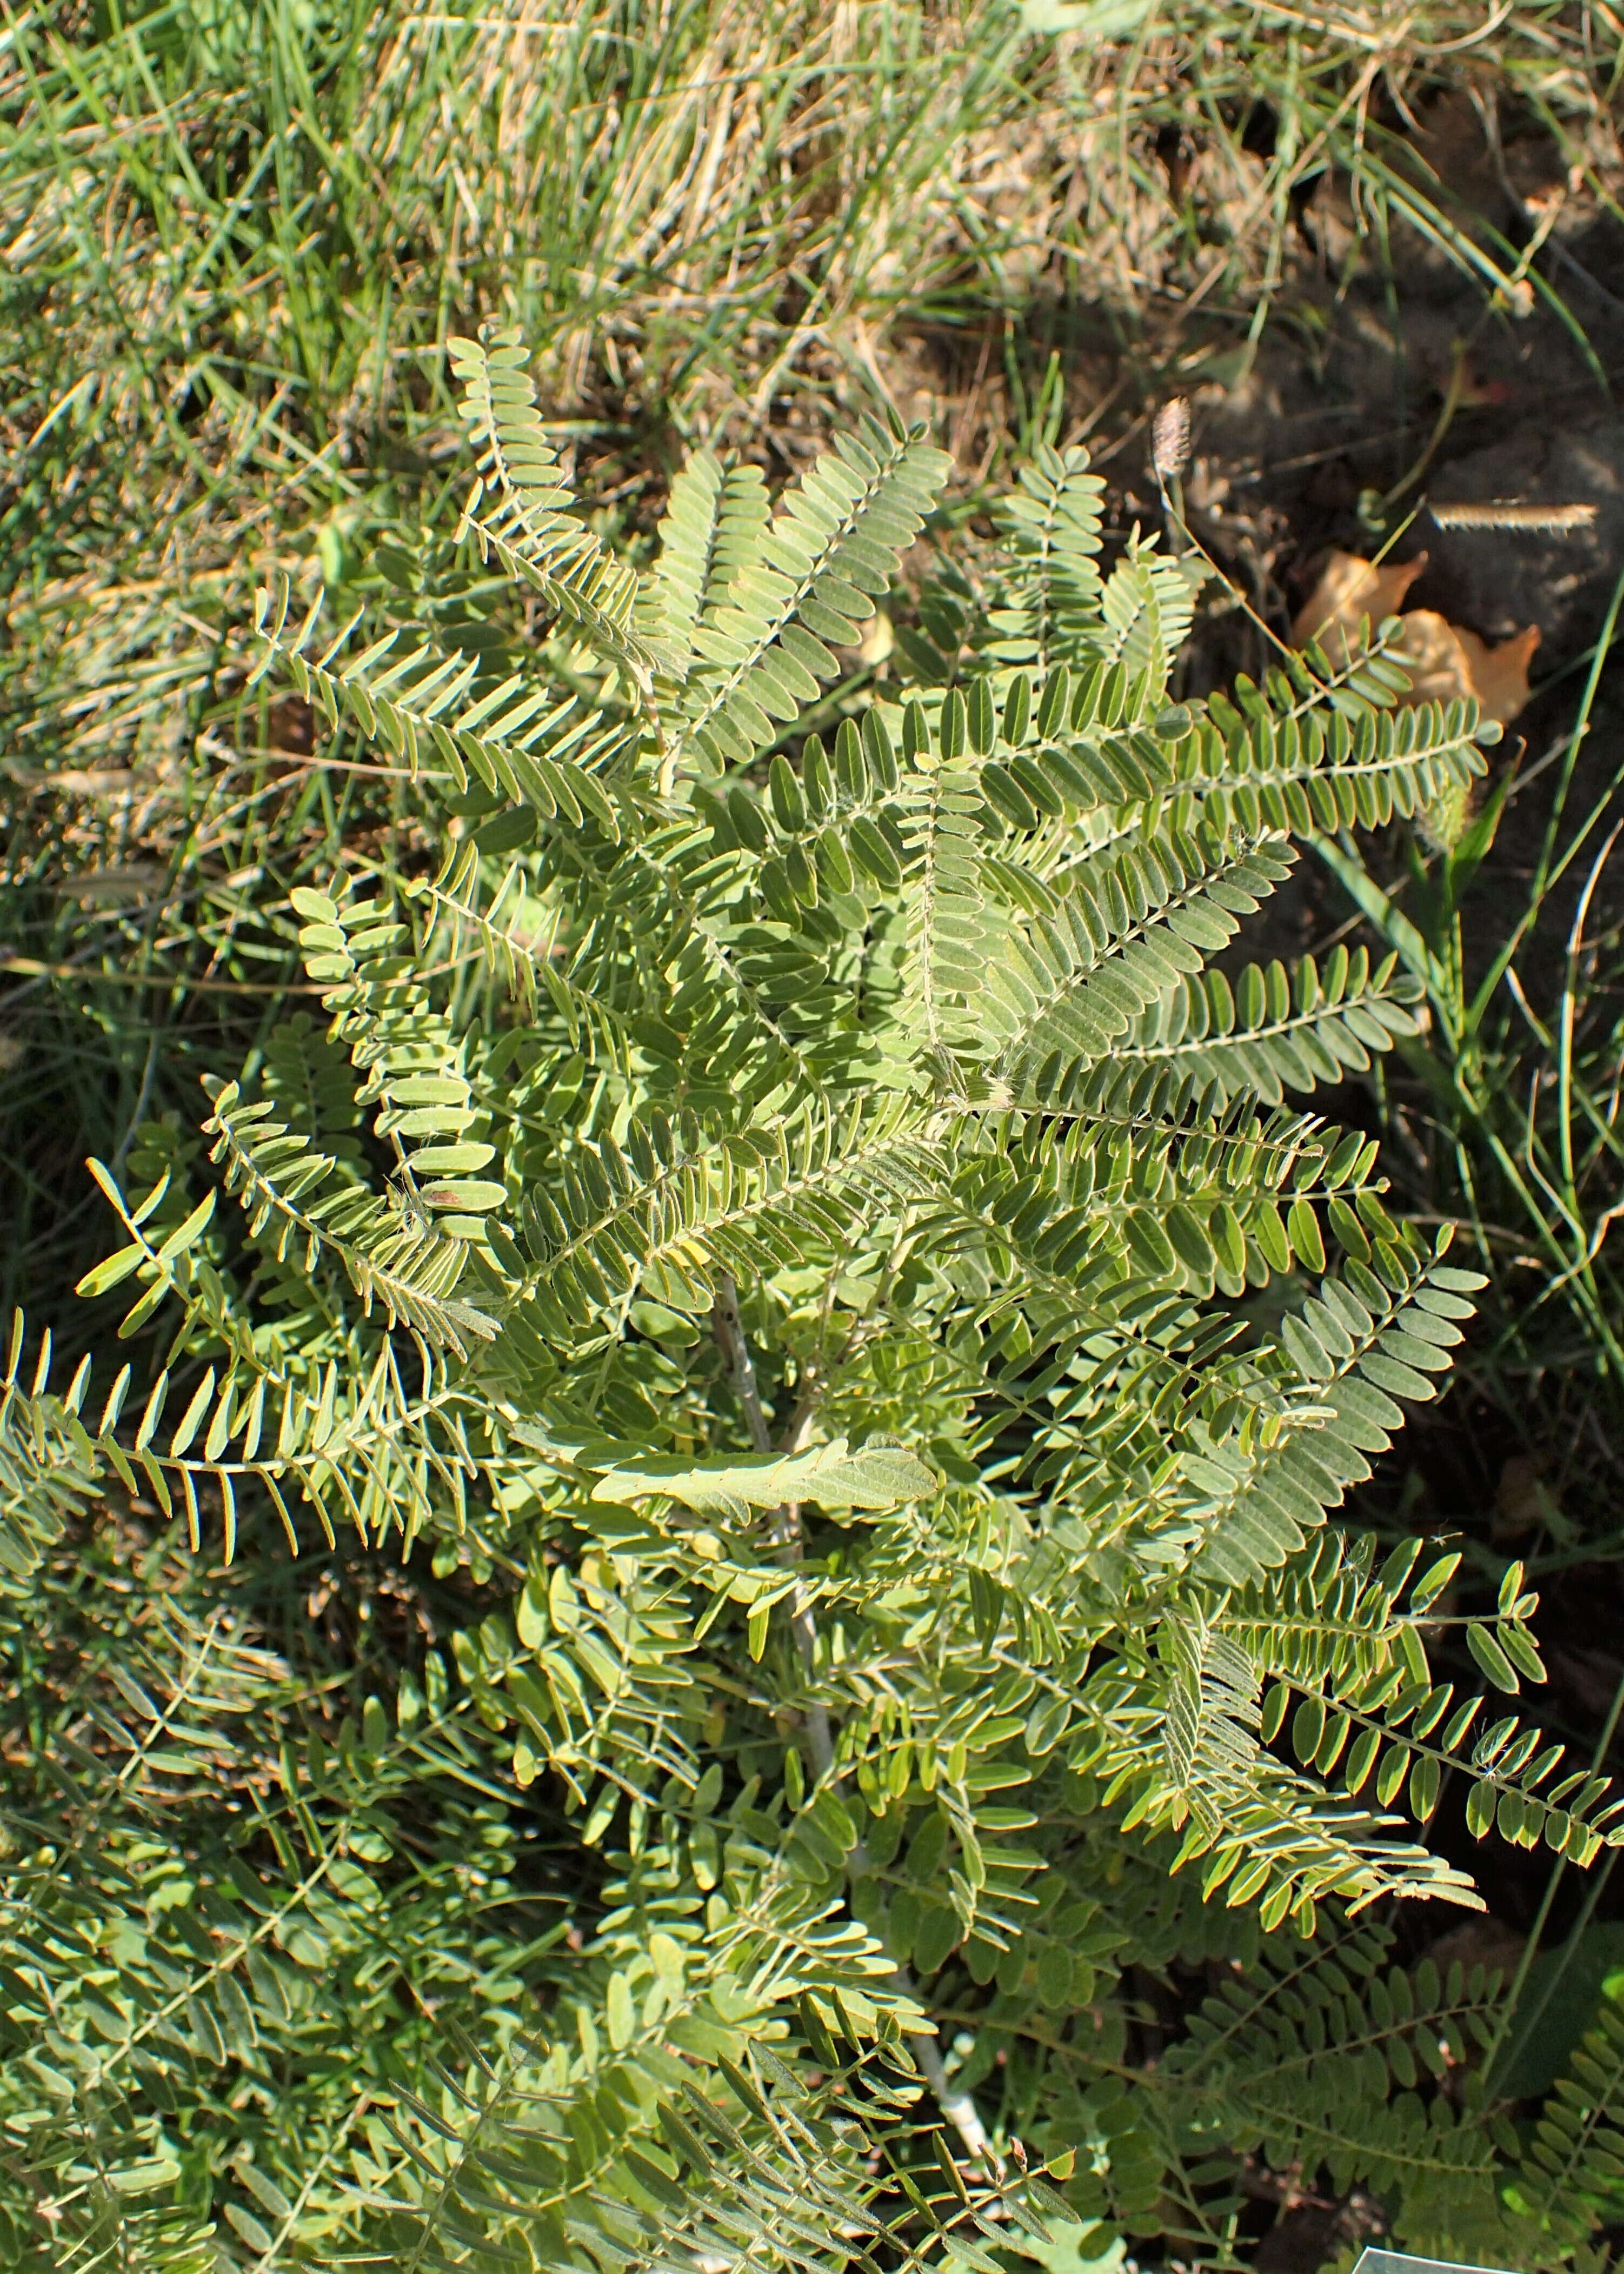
[709,1272,1000,2176]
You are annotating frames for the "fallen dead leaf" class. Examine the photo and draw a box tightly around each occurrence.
[1292,549,1539,726]
[1395,612,1540,727]
[1292,548,1429,659]
[1460,622,1541,726]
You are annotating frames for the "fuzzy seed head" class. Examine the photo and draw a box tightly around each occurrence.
[1429,499,1596,534]
[1152,397,1191,482]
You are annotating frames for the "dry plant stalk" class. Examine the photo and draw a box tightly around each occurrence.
[1429,501,1598,533]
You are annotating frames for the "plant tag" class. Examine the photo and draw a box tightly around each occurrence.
[1354,2252,1521,2274]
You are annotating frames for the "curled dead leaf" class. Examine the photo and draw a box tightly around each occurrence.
[1292,549,1539,726]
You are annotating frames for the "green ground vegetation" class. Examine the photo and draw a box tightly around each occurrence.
[6,4,1624,2270]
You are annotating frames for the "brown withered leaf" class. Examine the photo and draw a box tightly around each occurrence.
[1292,549,1539,726]
[1393,611,1540,727]
[1292,548,1429,660]
[1460,622,1541,727]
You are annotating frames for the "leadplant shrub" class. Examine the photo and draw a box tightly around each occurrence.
[7,330,1623,2270]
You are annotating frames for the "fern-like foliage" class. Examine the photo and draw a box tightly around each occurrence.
[1116,943,1423,1109]
[15,327,1615,2273]
[1512,1995,1624,2246]
[450,331,668,689]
